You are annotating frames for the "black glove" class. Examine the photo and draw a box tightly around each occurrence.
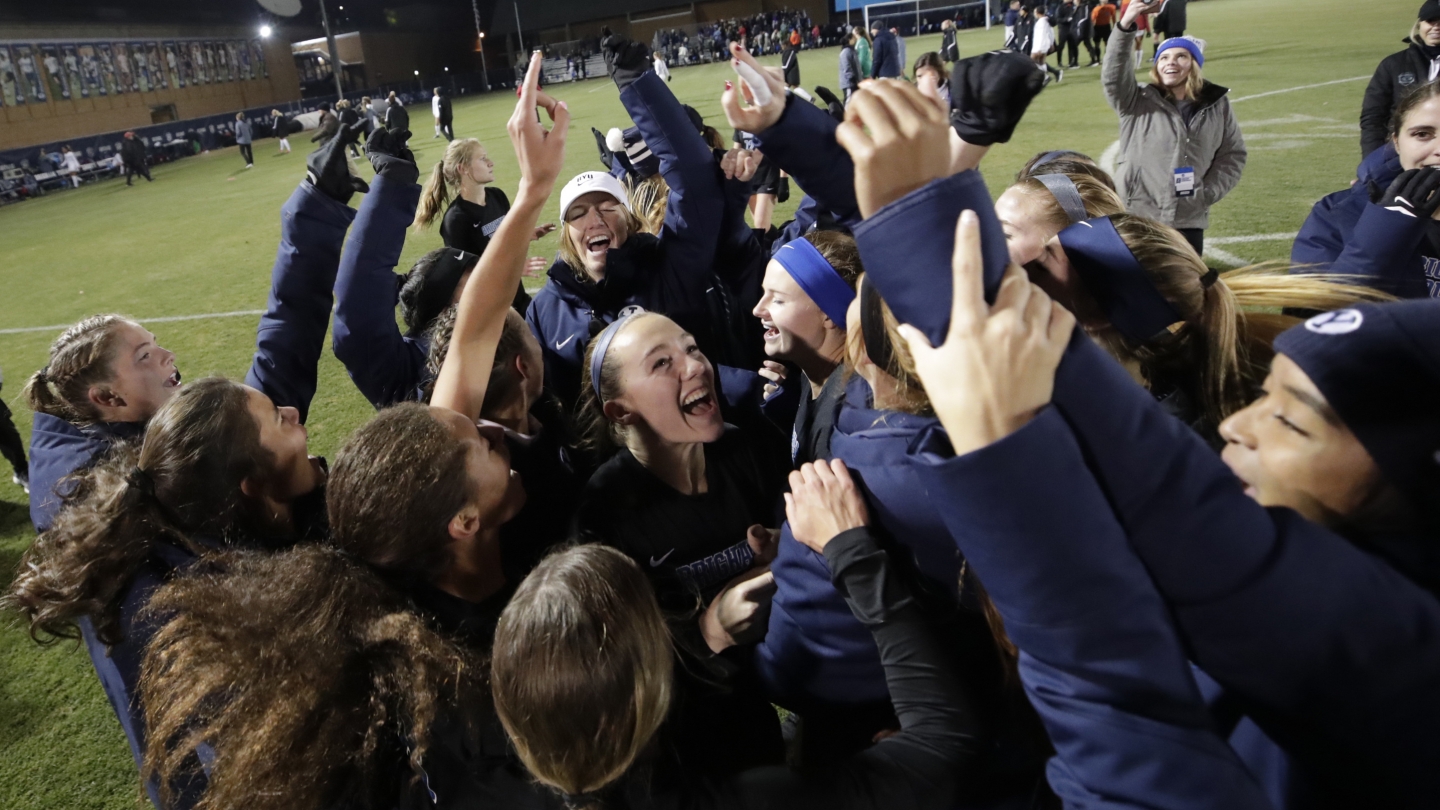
[593,127,615,170]
[814,86,845,123]
[306,122,370,204]
[1371,167,1440,219]
[606,37,651,92]
[949,50,1046,147]
[366,126,418,185]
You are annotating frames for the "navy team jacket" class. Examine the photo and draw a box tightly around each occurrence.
[331,173,428,408]
[755,376,962,707]
[526,70,726,408]
[80,178,352,809]
[855,171,1440,807]
[1291,142,1438,298]
[908,409,1271,810]
[28,416,142,533]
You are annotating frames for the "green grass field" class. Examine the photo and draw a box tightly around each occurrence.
[0,0,1418,805]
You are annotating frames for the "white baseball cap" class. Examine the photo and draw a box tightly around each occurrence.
[559,171,631,220]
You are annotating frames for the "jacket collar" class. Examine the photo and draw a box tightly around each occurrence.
[544,231,661,311]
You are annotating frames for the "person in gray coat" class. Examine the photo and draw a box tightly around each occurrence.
[1103,0,1246,256]
[234,111,254,168]
[839,32,862,101]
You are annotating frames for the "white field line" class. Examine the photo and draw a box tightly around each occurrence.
[1204,246,1249,268]
[1208,232,1297,245]
[0,309,264,336]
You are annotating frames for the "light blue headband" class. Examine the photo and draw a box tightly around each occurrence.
[773,237,855,326]
[590,311,644,401]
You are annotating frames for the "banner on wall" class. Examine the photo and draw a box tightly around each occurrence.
[97,43,118,95]
[61,44,86,98]
[163,41,183,88]
[78,43,104,96]
[251,39,267,78]
[188,41,207,84]
[14,44,46,102]
[112,42,134,92]
[204,41,218,83]
[146,42,166,90]
[0,45,22,106]
[40,44,68,99]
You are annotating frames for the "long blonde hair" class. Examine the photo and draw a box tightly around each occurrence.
[624,173,669,236]
[1148,59,1206,101]
[1097,215,1395,426]
[413,138,487,231]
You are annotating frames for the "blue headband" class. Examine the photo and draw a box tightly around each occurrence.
[1036,173,1090,226]
[589,311,644,401]
[774,237,855,326]
[1058,216,1183,344]
[1153,37,1204,67]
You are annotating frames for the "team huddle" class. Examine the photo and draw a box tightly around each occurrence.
[4,13,1440,810]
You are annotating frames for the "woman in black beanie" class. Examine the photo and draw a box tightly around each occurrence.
[1360,0,1440,158]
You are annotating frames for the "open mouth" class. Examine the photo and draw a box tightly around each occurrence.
[681,387,716,417]
[164,369,183,388]
[761,320,780,341]
[585,235,612,255]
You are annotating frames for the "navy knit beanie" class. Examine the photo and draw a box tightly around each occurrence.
[1273,301,1440,513]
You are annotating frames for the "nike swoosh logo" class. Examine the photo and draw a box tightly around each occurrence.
[650,549,675,567]
[555,334,575,351]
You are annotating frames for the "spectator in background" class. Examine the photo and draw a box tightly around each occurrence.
[311,101,338,145]
[913,51,950,107]
[1031,7,1063,84]
[1119,0,1150,68]
[1361,0,1440,158]
[1004,0,1021,49]
[870,22,902,78]
[384,91,407,132]
[60,146,82,188]
[431,87,443,139]
[370,93,390,127]
[1104,3,1247,256]
[1076,0,1100,66]
[890,27,908,77]
[839,31,862,102]
[1055,0,1081,68]
[940,19,959,63]
[1153,0,1188,52]
[1092,0,1118,57]
[437,90,454,142]
[120,132,151,185]
[360,96,378,136]
[653,51,671,83]
[336,99,362,157]
[235,112,254,169]
[271,109,292,154]
[1011,6,1034,55]
[781,37,802,92]
[855,27,873,77]
[0,367,29,494]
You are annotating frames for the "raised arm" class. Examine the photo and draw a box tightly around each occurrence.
[244,128,363,421]
[1100,7,1145,113]
[431,54,569,419]
[330,128,425,409]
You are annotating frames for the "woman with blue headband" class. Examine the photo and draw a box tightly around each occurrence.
[1103,0,1246,258]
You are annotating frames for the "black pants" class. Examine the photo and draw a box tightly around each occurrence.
[0,398,28,481]
[1057,31,1079,66]
[239,143,253,164]
[440,121,454,141]
[1094,24,1112,53]
[1178,228,1204,256]
[125,162,152,184]
[1155,28,1183,54]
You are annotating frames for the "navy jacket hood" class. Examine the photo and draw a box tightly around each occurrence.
[29,413,143,533]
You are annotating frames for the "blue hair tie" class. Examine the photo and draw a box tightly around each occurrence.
[589,311,644,401]
[1058,216,1183,344]
[773,237,855,327]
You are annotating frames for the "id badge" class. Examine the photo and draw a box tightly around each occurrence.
[1174,166,1196,198]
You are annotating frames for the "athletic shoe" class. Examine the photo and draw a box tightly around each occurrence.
[245,164,254,169]
[13,473,28,494]
[1057,70,1064,83]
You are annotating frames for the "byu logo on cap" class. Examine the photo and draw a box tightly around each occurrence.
[1304,309,1364,335]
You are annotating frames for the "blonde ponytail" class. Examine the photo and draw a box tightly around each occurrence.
[412,138,488,232]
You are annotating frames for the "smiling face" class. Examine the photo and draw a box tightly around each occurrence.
[1155,47,1193,89]
[564,191,631,281]
[429,405,526,526]
[753,260,844,369]
[604,314,724,446]
[1395,95,1440,170]
[1421,18,1440,47]
[1218,354,1381,526]
[90,320,182,422]
[242,385,320,503]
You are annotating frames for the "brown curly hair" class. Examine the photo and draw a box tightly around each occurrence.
[4,377,277,646]
[139,544,485,810]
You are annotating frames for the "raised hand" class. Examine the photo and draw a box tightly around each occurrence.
[306,123,369,204]
[508,51,570,202]
[721,42,788,135]
[365,126,417,184]
[532,223,556,240]
[784,459,870,553]
[1375,167,1440,220]
[948,50,1046,147]
[1121,0,1162,26]
[834,79,952,218]
[894,211,1075,457]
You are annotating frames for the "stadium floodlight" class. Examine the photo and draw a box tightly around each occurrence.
[259,24,273,38]
[861,0,991,36]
